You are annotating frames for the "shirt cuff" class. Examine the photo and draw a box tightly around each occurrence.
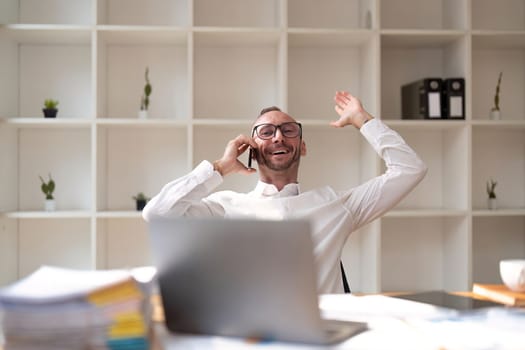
[359,118,392,150]
[197,160,223,191]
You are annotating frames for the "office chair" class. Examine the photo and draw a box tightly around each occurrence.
[340,261,351,293]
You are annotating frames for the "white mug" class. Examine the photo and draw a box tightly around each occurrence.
[500,259,525,292]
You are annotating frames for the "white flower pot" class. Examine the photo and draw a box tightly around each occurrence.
[488,198,497,210]
[490,110,500,120]
[138,110,148,119]
[44,199,56,212]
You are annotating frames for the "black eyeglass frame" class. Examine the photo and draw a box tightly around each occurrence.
[251,122,303,140]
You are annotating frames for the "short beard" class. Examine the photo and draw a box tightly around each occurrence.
[258,145,301,171]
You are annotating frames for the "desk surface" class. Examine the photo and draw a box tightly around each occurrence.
[2,292,523,350]
[151,292,524,350]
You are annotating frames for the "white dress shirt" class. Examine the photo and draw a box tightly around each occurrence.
[143,119,427,294]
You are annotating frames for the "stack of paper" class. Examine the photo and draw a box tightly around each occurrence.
[0,265,156,350]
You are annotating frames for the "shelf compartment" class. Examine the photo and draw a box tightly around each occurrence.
[380,0,467,30]
[18,128,92,211]
[0,126,18,212]
[0,29,19,119]
[1,0,93,25]
[18,218,92,277]
[96,126,188,211]
[97,0,190,27]
[380,33,468,120]
[472,216,525,285]
[0,217,18,285]
[0,27,92,119]
[384,125,468,211]
[288,0,374,29]
[193,31,281,119]
[96,29,189,120]
[96,218,151,269]
[472,0,525,31]
[472,34,525,121]
[194,0,279,28]
[381,216,469,292]
[472,128,525,210]
[288,31,378,119]
[20,45,92,118]
[472,31,525,49]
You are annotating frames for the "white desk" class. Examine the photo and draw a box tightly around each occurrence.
[2,294,523,350]
[154,323,436,350]
[153,294,525,350]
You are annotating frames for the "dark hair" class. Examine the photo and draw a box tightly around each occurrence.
[258,106,281,117]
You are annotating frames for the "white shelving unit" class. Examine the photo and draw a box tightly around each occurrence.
[1,0,524,293]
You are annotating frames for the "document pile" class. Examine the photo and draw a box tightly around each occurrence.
[0,265,156,350]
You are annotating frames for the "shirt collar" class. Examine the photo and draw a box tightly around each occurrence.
[252,181,300,198]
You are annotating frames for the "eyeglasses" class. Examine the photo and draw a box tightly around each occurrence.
[252,122,302,140]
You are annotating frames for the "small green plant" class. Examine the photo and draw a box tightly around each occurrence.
[132,192,149,201]
[491,72,502,112]
[39,173,55,200]
[132,192,149,211]
[140,67,152,111]
[44,99,59,110]
[486,178,497,199]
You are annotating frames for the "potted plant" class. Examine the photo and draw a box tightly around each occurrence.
[43,99,59,118]
[39,173,56,211]
[132,192,149,211]
[486,178,497,210]
[490,72,502,120]
[138,67,152,119]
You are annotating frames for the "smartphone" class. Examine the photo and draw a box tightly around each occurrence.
[248,147,255,168]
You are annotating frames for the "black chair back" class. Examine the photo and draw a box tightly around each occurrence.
[340,261,351,293]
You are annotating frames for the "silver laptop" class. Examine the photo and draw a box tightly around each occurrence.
[147,217,367,345]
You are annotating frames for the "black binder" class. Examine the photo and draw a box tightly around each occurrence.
[441,78,465,119]
[401,78,443,119]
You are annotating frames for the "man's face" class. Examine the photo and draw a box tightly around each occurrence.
[252,111,306,172]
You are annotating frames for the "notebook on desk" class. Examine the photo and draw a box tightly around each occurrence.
[147,217,367,345]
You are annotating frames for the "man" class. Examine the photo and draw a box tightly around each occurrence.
[143,91,427,294]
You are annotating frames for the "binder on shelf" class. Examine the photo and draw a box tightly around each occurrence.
[442,78,465,119]
[401,78,443,119]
